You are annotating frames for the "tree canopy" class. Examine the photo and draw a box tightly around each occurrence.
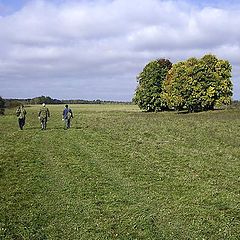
[133,59,172,111]
[162,54,233,112]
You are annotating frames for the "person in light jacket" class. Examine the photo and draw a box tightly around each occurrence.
[62,105,73,129]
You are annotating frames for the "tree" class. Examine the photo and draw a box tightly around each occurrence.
[161,60,189,111]
[162,54,233,112]
[0,96,5,115]
[133,59,172,111]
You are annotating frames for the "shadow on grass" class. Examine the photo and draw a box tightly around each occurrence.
[177,109,223,114]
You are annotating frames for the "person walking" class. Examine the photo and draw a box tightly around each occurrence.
[38,103,50,130]
[62,104,73,129]
[16,104,27,130]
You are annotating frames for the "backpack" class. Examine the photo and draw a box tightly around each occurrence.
[67,110,72,119]
[16,108,26,119]
[40,107,48,118]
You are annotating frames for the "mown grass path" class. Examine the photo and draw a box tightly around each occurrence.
[0,104,240,239]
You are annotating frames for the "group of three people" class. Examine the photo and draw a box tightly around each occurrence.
[16,103,74,130]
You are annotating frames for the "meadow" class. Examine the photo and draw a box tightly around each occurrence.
[0,104,240,239]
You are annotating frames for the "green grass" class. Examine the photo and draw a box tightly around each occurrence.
[0,104,240,239]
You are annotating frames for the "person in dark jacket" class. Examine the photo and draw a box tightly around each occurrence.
[38,103,50,130]
[62,105,73,129]
[16,104,27,130]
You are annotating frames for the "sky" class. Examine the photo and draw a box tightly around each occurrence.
[0,0,240,101]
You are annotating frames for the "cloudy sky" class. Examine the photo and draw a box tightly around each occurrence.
[0,0,240,101]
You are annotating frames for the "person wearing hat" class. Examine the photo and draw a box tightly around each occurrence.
[38,103,50,130]
[62,104,73,129]
[16,104,27,130]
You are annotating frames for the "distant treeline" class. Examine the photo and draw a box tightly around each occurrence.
[3,95,132,109]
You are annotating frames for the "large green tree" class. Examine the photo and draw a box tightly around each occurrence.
[133,59,172,111]
[162,54,233,112]
[0,96,5,115]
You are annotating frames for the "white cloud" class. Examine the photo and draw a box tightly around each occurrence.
[0,0,240,100]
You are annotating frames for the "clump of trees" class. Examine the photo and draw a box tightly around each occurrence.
[134,54,233,112]
[30,96,62,104]
[0,96,5,115]
[5,100,23,109]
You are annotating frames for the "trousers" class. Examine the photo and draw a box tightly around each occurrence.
[18,118,25,130]
[64,118,71,129]
[41,118,47,130]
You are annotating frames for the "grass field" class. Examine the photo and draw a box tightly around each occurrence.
[0,104,240,239]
